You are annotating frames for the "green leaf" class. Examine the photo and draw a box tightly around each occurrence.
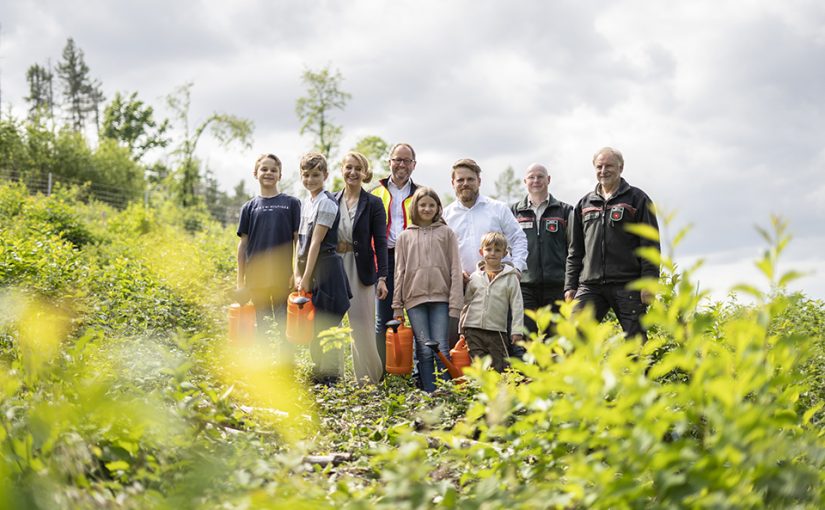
[754,257,773,280]
[778,270,806,288]
[672,224,692,249]
[635,247,662,266]
[624,223,660,242]
[105,460,130,472]
[802,402,823,425]
[731,284,763,300]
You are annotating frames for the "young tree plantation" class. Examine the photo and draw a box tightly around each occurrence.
[0,39,823,509]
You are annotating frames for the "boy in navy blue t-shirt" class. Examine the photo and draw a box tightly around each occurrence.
[237,153,301,341]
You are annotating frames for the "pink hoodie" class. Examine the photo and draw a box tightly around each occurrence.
[391,220,464,318]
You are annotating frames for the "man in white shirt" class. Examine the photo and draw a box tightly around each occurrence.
[443,158,528,280]
[443,158,528,351]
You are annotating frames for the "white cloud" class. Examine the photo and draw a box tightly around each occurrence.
[1,0,824,299]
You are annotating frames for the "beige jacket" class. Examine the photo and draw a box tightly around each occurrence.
[461,262,524,334]
[392,220,464,318]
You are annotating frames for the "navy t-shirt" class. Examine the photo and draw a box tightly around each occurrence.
[237,194,301,261]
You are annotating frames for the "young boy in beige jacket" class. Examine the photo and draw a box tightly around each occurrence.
[461,232,524,372]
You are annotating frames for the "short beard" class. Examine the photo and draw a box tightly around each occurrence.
[459,190,479,207]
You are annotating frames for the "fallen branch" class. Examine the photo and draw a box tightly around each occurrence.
[302,453,353,466]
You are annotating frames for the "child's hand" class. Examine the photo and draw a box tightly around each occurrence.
[511,334,523,344]
[294,275,303,292]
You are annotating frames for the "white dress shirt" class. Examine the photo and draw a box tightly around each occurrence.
[443,194,528,274]
[387,178,411,249]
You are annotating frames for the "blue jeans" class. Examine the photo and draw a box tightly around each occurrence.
[406,302,450,392]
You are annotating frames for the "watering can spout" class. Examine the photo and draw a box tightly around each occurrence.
[425,341,464,380]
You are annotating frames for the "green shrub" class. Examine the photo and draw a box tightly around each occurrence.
[1,183,823,508]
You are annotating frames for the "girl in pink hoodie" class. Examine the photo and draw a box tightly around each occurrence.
[392,187,464,392]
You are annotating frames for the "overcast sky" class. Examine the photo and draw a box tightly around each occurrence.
[2,0,824,301]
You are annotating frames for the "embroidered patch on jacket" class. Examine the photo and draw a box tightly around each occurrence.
[545,218,559,232]
[518,219,533,230]
[609,206,624,221]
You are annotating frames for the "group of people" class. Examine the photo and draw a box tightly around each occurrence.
[236,143,660,391]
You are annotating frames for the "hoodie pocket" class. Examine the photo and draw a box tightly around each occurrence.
[409,267,448,300]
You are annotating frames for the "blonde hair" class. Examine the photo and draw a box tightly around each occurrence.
[342,151,372,184]
[409,187,443,226]
[480,231,508,252]
[299,151,328,175]
[254,153,281,174]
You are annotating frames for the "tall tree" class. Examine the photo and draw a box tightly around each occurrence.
[85,78,106,134]
[203,167,230,223]
[56,38,93,131]
[295,65,351,161]
[0,117,29,177]
[166,82,254,207]
[102,91,170,161]
[493,165,521,204]
[24,64,54,119]
[55,38,105,133]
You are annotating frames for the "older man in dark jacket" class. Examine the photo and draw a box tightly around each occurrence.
[564,147,659,341]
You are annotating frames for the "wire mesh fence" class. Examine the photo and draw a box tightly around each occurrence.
[0,169,241,226]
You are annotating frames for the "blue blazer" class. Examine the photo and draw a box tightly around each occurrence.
[335,188,389,286]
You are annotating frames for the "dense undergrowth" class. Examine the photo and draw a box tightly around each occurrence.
[0,181,823,508]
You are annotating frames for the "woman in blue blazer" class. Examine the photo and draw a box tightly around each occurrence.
[335,151,389,385]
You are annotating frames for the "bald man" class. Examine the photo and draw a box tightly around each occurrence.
[511,163,573,337]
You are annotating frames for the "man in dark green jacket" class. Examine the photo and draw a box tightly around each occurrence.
[564,147,659,341]
[511,163,573,338]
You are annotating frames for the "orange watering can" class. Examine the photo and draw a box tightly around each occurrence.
[286,291,315,345]
[425,335,471,381]
[385,318,413,375]
[450,335,471,373]
[228,303,256,345]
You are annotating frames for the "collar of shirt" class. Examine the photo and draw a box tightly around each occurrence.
[455,194,488,211]
[386,179,411,248]
[387,178,411,196]
[529,196,549,219]
[528,196,548,209]
[309,190,326,204]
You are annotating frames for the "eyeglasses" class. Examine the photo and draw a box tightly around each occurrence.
[390,158,414,165]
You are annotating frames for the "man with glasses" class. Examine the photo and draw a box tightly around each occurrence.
[371,143,420,371]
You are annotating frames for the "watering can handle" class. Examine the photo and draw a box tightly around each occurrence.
[393,329,401,367]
